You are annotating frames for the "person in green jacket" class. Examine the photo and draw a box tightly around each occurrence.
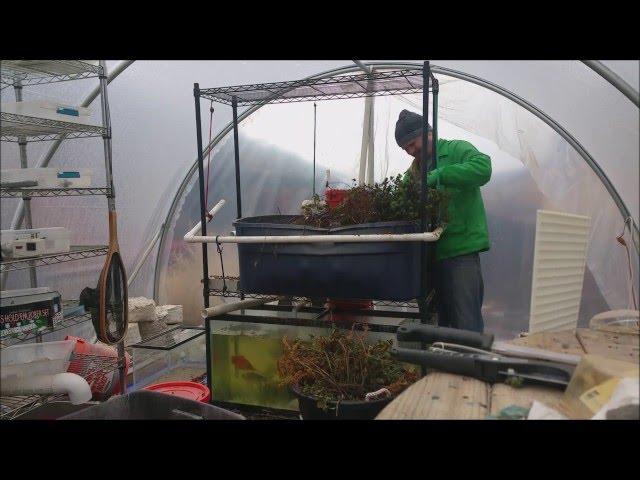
[395,109,491,333]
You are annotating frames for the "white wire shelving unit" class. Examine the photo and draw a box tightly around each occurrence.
[0,245,109,273]
[0,60,102,89]
[0,60,125,420]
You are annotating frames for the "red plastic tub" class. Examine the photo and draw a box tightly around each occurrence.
[144,381,211,403]
[325,188,348,209]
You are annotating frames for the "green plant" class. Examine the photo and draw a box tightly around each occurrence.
[296,175,449,228]
[277,327,419,406]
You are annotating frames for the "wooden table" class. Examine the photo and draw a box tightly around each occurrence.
[376,327,639,420]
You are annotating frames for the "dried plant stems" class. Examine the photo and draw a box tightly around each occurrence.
[297,175,449,228]
[277,327,419,404]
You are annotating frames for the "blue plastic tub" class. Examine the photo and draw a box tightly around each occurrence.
[233,216,422,301]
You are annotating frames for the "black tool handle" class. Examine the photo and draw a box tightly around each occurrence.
[392,347,481,377]
[396,323,494,350]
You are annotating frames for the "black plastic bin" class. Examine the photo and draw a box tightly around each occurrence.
[233,216,423,300]
[292,385,394,420]
[60,391,245,420]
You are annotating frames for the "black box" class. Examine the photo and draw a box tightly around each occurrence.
[0,289,63,338]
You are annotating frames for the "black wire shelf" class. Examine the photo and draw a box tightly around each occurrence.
[0,60,103,89]
[207,275,420,308]
[199,68,432,106]
[0,112,107,142]
[0,187,111,198]
[0,245,108,273]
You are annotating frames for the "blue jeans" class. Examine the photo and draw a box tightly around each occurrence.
[434,252,485,333]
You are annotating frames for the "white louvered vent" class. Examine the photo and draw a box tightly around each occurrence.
[529,210,591,333]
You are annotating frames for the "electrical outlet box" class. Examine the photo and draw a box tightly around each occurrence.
[1,227,71,259]
[11,238,45,258]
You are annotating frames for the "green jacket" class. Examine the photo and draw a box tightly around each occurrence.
[404,138,491,261]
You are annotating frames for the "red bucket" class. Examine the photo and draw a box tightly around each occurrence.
[144,381,211,403]
[65,335,131,401]
[327,298,374,322]
[325,188,348,209]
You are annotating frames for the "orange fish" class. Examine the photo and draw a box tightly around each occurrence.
[231,355,255,371]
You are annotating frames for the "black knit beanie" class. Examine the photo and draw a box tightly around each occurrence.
[395,109,431,148]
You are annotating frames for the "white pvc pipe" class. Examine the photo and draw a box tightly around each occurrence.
[358,96,372,185]
[203,296,279,317]
[185,199,227,238]
[188,228,444,244]
[1,373,92,405]
[490,342,582,366]
[184,199,444,245]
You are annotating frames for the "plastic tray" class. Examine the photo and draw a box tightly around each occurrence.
[0,340,75,379]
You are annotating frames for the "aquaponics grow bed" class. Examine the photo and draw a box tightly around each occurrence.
[233,216,422,300]
[189,62,441,413]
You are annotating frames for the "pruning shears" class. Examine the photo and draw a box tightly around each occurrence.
[391,324,577,390]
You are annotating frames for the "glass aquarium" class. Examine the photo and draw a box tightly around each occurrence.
[207,306,418,411]
[129,327,206,390]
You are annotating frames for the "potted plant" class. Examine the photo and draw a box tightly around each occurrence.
[297,174,448,228]
[277,327,419,420]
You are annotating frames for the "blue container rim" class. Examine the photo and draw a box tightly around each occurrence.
[233,215,419,234]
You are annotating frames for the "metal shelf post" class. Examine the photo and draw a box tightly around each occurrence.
[12,80,38,289]
[193,84,210,310]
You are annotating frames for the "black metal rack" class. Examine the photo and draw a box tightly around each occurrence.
[199,69,427,106]
[193,61,440,410]
[208,275,423,308]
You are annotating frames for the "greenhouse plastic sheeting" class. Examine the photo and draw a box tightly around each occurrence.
[1,60,637,341]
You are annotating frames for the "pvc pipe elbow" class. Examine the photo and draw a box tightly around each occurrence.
[1,373,92,405]
[52,373,93,405]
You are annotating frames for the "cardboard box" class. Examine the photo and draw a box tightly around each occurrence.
[559,354,639,419]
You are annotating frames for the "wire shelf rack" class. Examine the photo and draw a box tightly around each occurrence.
[199,68,432,106]
[0,312,93,348]
[0,245,108,273]
[0,60,103,89]
[0,393,66,420]
[208,275,420,308]
[0,112,107,142]
[0,352,123,420]
[0,187,111,198]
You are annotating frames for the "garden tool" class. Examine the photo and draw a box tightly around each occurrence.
[96,209,128,345]
[391,323,577,390]
[95,59,128,346]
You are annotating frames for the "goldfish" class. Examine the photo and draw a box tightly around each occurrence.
[231,355,255,371]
